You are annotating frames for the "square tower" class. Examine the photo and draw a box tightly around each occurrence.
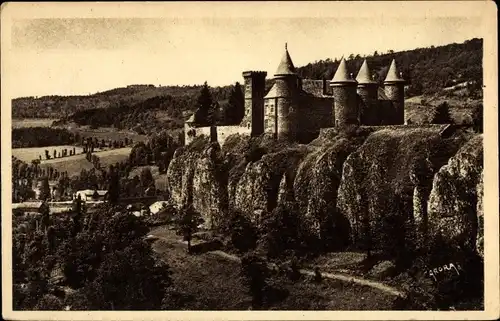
[241,71,267,136]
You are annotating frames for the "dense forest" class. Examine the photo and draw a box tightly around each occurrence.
[13,204,175,310]
[12,127,79,148]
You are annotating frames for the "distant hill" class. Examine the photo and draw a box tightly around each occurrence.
[12,84,234,120]
[12,38,482,132]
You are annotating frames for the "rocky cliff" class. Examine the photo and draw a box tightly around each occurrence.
[165,128,483,257]
[427,135,484,256]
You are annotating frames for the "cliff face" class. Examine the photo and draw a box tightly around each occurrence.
[234,146,313,225]
[166,136,210,217]
[427,135,483,256]
[336,129,444,253]
[166,129,483,257]
[293,137,359,246]
[192,142,228,229]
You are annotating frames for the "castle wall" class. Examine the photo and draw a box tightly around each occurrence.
[184,125,251,146]
[332,84,359,127]
[298,95,334,138]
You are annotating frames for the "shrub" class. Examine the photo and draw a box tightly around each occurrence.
[240,252,269,309]
[431,102,453,124]
[226,211,258,253]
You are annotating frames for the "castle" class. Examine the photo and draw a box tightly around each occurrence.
[185,44,407,145]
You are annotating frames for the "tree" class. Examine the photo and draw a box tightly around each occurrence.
[39,177,51,201]
[240,252,268,309]
[176,204,201,253]
[431,102,453,124]
[224,82,245,125]
[259,203,303,259]
[194,81,215,126]
[227,211,257,253]
[107,165,120,204]
[140,167,155,192]
[471,104,483,133]
[85,240,172,310]
[40,201,50,232]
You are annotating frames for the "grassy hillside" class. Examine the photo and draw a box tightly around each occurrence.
[39,147,132,177]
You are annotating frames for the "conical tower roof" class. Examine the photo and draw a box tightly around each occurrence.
[384,59,405,83]
[275,43,296,76]
[356,59,377,84]
[331,58,356,84]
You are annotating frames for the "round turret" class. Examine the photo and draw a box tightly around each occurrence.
[331,58,358,127]
[356,60,379,125]
[383,59,406,124]
[274,43,299,141]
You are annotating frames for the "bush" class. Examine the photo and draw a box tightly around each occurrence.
[226,211,258,253]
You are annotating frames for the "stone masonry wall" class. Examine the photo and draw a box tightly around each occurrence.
[333,85,358,127]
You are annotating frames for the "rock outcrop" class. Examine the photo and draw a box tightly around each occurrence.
[234,146,312,225]
[427,135,483,255]
[166,127,483,259]
[192,142,228,229]
[166,136,210,210]
[293,137,358,246]
[336,128,462,253]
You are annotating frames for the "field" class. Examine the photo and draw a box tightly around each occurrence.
[12,118,58,128]
[404,93,480,125]
[37,147,132,176]
[150,226,397,310]
[12,145,84,163]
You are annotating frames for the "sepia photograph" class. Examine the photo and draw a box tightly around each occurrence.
[1,1,498,320]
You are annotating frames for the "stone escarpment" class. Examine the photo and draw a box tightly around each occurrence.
[427,135,484,257]
[336,128,469,255]
[165,129,483,258]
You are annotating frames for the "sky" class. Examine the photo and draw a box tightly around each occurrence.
[1,2,489,98]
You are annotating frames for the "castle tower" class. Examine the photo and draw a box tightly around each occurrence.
[331,58,358,127]
[383,59,406,125]
[242,70,267,136]
[274,43,299,140]
[356,59,379,125]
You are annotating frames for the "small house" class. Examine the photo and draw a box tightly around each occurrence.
[74,189,108,202]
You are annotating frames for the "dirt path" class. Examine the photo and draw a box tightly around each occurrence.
[148,230,406,299]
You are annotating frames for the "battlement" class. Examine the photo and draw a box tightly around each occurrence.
[242,71,267,78]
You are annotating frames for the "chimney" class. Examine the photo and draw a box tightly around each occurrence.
[297,77,303,90]
[322,78,328,95]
